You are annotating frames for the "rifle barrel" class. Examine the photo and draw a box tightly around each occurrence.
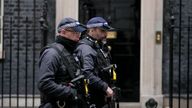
[71,75,85,83]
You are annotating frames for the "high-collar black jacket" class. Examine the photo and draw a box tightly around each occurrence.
[38,36,83,108]
[75,34,110,108]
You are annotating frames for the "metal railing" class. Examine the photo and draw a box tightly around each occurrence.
[168,0,192,107]
[0,0,47,108]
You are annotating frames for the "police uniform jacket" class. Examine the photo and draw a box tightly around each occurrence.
[38,36,80,108]
[75,34,111,107]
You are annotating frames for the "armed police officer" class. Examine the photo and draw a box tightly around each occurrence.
[75,17,114,108]
[38,17,86,108]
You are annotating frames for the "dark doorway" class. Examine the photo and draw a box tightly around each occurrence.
[79,0,140,102]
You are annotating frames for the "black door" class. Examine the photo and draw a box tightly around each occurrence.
[79,0,140,102]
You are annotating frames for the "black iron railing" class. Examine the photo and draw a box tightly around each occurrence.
[168,0,192,106]
[0,0,47,107]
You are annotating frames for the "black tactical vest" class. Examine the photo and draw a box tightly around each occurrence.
[40,42,81,84]
[81,37,111,84]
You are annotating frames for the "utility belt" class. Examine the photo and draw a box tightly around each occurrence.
[40,90,79,108]
[40,99,80,108]
[40,90,85,108]
[56,97,80,108]
[40,75,86,108]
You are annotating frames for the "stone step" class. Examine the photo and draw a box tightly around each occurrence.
[119,102,140,108]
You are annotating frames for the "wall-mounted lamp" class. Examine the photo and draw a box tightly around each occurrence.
[155,31,161,44]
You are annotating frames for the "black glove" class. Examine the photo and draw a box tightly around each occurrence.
[70,88,78,100]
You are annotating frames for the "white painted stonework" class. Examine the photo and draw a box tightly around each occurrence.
[56,0,79,32]
[140,0,163,107]
[0,0,4,59]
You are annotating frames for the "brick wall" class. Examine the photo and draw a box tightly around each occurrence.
[0,0,55,95]
[163,0,192,94]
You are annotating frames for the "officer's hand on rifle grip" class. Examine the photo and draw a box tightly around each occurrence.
[106,87,114,97]
[68,83,75,87]
[70,88,78,100]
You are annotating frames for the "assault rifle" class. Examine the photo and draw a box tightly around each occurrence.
[69,74,96,108]
[72,76,96,108]
[102,64,121,108]
[56,75,85,108]
[83,78,97,108]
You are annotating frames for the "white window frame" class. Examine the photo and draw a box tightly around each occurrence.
[0,0,4,59]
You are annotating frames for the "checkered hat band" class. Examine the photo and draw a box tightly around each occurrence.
[87,22,108,28]
[60,22,80,28]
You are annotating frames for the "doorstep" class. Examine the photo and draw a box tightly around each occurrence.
[119,102,141,108]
